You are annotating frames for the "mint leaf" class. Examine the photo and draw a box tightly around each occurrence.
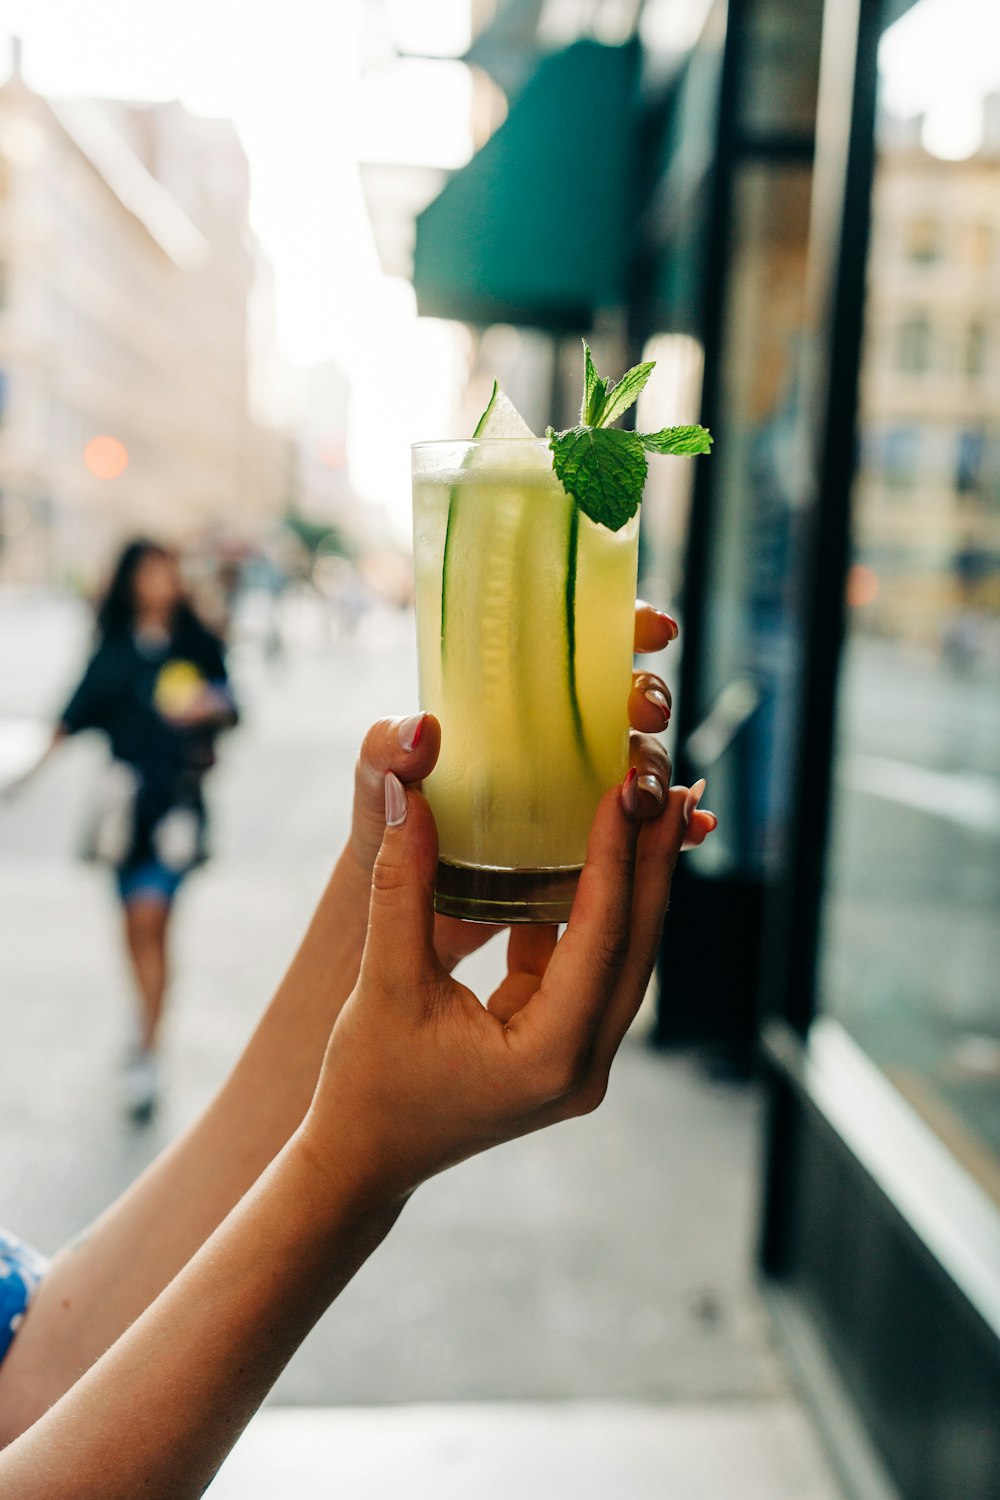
[640,424,713,456]
[581,340,610,426]
[548,426,648,532]
[596,361,655,427]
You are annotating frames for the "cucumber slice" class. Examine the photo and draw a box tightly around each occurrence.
[440,382,536,651]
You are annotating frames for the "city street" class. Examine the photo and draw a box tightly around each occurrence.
[0,589,839,1495]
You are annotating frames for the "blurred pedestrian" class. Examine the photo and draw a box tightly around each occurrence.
[5,540,237,1120]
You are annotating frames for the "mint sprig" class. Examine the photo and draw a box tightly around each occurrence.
[548,342,712,532]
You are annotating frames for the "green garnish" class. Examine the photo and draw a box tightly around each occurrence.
[547,341,713,532]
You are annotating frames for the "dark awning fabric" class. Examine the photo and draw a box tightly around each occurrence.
[412,39,640,331]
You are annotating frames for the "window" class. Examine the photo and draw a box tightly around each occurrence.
[895,311,931,373]
[964,320,988,380]
[905,214,941,263]
[967,222,995,267]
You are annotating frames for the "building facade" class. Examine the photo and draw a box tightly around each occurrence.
[0,58,277,587]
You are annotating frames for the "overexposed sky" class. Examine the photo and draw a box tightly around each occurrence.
[2,0,475,528]
[881,0,1000,157]
[1,0,471,367]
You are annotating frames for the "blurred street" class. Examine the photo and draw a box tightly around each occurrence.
[0,588,840,1495]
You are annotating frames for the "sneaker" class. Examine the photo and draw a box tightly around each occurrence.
[122,1048,160,1124]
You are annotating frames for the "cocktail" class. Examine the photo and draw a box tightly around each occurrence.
[412,344,710,922]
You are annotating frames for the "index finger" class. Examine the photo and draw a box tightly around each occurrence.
[507,779,638,1059]
[634,601,679,653]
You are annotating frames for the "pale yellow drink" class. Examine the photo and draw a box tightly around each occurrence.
[413,438,639,921]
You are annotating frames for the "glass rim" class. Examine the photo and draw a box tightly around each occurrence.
[411,437,551,453]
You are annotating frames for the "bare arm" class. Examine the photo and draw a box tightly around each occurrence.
[0,1137,401,1499]
[0,764,703,1496]
[0,606,714,1437]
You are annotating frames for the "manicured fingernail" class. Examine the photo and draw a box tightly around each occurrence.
[684,778,707,824]
[656,611,680,640]
[621,766,638,817]
[643,687,671,725]
[638,773,664,804]
[385,771,407,827]
[702,811,718,831]
[398,713,425,752]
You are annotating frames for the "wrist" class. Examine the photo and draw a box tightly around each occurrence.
[289,1119,409,1232]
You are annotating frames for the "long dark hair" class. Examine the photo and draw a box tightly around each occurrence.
[95,539,206,644]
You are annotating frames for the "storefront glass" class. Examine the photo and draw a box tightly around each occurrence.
[819,0,1000,1201]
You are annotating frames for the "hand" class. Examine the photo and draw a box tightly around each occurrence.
[304,767,703,1201]
[344,601,717,971]
[346,600,719,972]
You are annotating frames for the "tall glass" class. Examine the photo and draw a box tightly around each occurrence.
[412,439,640,922]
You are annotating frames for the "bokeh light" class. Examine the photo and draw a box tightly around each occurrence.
[847,562,880,607]
[82,434,129,481]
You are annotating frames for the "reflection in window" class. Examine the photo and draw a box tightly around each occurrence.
[964,320,988,380]
[883,425,920,489]
[905,214,940,263]
[966,221,994,267]
[956,427,986,494]
[821,0,1000,1204]
[895,311,931,372]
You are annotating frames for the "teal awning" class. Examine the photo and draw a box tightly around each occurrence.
[413,39,640,332]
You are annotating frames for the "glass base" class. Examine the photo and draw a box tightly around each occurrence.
[433,860,581,924]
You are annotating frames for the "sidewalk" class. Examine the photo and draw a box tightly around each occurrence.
[0,591,842,1496]
[211,1403,841,1499]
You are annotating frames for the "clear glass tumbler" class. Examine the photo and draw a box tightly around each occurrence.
[413,438,639,921]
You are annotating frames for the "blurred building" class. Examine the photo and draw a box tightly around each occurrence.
[0,45,282,587]
[857,105,1000,642]
[365,2,1000,1496]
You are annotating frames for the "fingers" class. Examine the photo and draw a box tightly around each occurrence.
[679,779,717,850]
[509,781,638,1056]
[633,601,679,654]
[507,923,559,979]
[589,786,691,1066]
[361,775,441,992]
[628,671,671,734]
[624,731,672,822]
[350,714,442,870]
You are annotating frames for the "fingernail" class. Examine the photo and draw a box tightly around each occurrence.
[643,687,671,725]
[385,770,407,827]
[683,778,707,824]
[656,610,680,640]
[398,712,425,752]
[621,766,638,817]
[702,811,718,831]
[638,773,664,804]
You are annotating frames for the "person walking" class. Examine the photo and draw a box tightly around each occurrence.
[8,539,238,1120]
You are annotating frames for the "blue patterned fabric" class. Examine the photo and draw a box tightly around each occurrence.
[0,1229,49,1367]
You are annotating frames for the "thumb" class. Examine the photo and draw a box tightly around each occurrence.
[361,772,441,989]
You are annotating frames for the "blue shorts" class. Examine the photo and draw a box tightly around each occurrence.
[115,860,186,906]
[0,1230,48,1368]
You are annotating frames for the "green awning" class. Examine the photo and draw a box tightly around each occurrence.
[413,39,640,332]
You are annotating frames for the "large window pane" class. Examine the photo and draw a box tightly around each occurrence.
[819,0,1000,1202]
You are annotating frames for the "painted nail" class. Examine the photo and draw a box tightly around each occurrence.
[398,712,425,752]
[638,773,665,804]
[621,766,639,817]
[683,778,707,824]
[385,771,407,827]
[643,687,671,725]
[656,611,680,640]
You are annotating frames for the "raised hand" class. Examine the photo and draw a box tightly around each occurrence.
[303,767,700,1200]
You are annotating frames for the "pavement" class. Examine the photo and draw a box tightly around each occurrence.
[0,588,842,1496]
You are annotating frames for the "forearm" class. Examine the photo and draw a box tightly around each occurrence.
[0,849,372,1434]
[0,1136,401,1497]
